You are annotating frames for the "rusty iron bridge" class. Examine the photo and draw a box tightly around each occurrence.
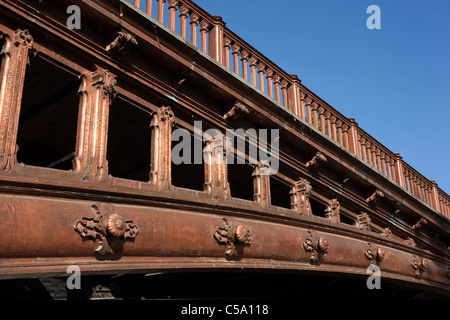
[0,0,448,300]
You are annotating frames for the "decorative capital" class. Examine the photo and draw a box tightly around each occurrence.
[354,212,371,231]
[214,218,252,258]
[302,231,329,265]
[291,178,312,194]
[231,43,241,53]
[249,56,258,66]
[13,29,33,48]
[199,19,211,31]
[325,198,340,223]
[224,36,232,46]
[273,74,281,83]
[179,4,190,16]
[290,178,312,216]
[168,0,180,9]
[91,68,117,99]
[189,12,200,23]
[151,105,174,127]
[318,106,326,114]
[240,49,249,60]
[257,62,266,71]
[265,68,274,78]
[73,204,139,256]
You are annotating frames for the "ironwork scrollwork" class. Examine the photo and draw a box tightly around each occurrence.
[302,230,329,265]
[73,204,138,257]
[214,218,252,259]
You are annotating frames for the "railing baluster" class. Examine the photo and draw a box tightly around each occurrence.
[266,69,274,99]
[273,75,281,104]
[330,116,338,143]
[325,112,332,138]
[231,43,240,75]
[336,120,343,146]
[318,107,326,134]
[249,56,258,87]
[168,0,178,32]
[241,49,249,81]
[146,0,153,16]
[359,137,367,162]
[189,12,199,47]
[257,62,266,93]
[305,96,312,124]
[157,0,165,24]
[370,145,377,170]
[224,37,232,69]
[342,124,349,149]
[199,19,210,54]
[299,92,306,120]
[311,102,319,129]
[380,152,387,177]
[281,79,288,108]
[179,4,189,39]
[249,56,257,87]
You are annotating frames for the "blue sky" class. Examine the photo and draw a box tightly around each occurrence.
[191,0,450,194]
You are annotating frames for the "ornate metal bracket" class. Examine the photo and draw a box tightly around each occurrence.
[106,31,138,55]
[411,255,428,279]
[223,101,249,121]
[305,151,327,168]
[214,218,252,258]
[412,217,428,231]
[366,189,384,203]
[73,204,139,256]
[365,243,385,265]
[302,231,329,265]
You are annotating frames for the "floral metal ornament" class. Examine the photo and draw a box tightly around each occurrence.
[411,255,428,279]
[302,230,329,265]
[365,243,385,265]
[214,218,252,258]
[73,204,139,256]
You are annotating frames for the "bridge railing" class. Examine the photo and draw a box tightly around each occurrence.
[127,0,450,219]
